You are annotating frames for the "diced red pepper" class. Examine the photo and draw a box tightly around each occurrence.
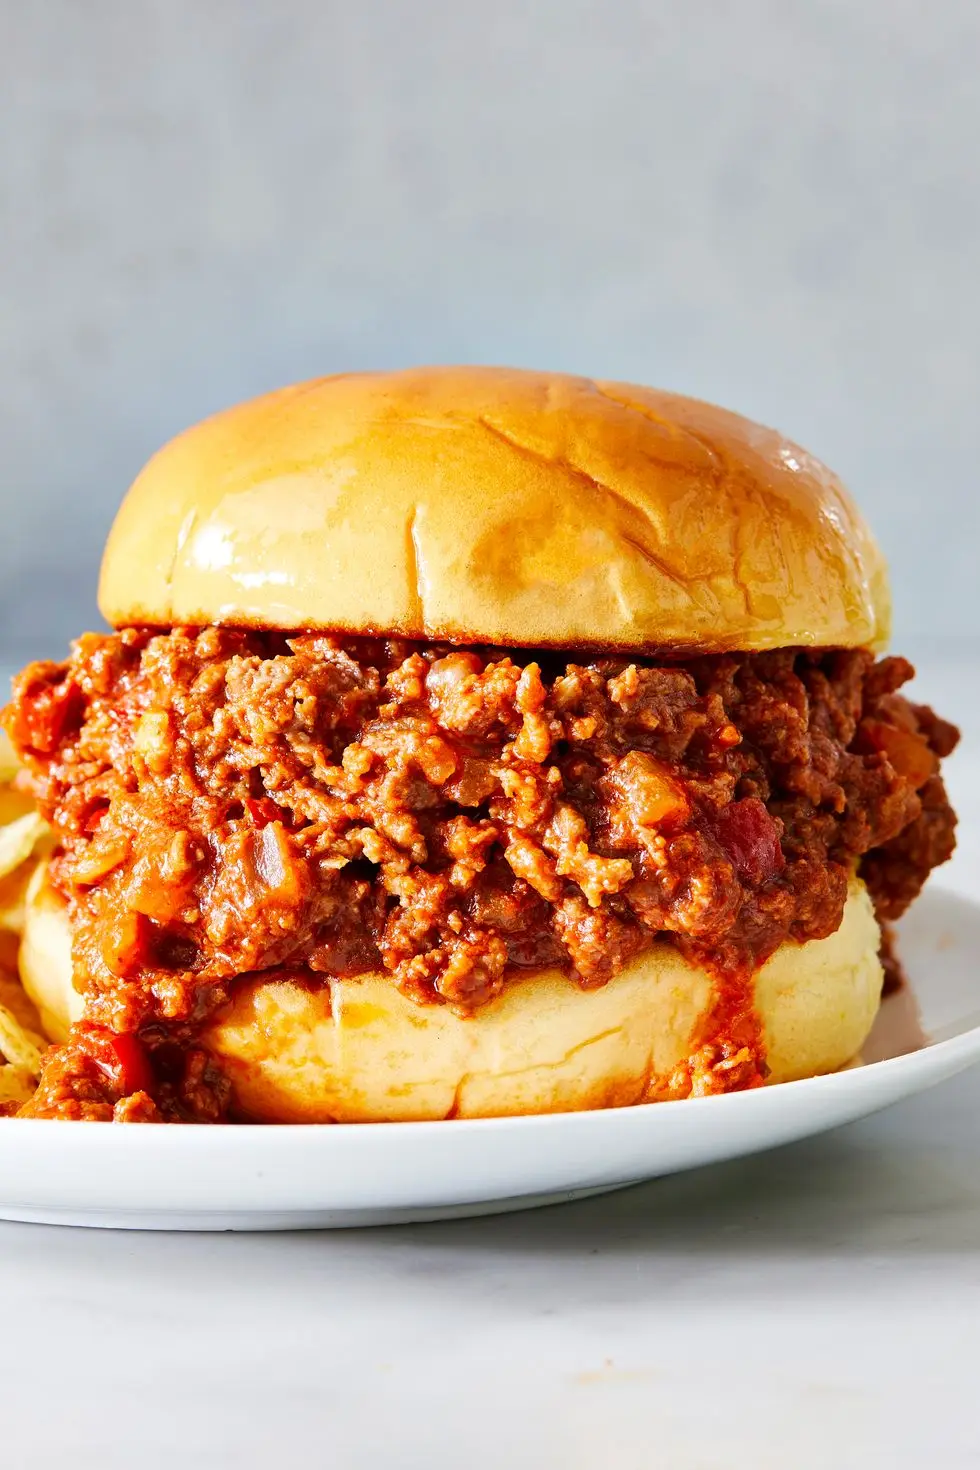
[711,797,785,886]
[76,1026,155,1097]
[245,797,285,828]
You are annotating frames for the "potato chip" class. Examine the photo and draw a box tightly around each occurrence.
[0,998,47,1073]
[0,966,45,1038]
[0,861,32,934]
[0,811,48,882]
[0,746,57,1102]
[0,730,19,784]
[0,1066,37,1110]
[0,786,35,827]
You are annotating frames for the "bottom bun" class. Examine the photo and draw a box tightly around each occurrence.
[20,866,884,1121]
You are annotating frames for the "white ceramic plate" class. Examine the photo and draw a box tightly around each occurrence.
[0,884,977,1231]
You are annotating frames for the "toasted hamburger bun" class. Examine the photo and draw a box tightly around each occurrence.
[40,369,891,1119]
[99,366,890,654]
[21,867,883,1121]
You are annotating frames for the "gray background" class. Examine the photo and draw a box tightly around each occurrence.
[2,0,978,664]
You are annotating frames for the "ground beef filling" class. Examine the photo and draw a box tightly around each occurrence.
[3,630,959,1120]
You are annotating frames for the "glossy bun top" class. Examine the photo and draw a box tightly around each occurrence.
[99,366,890,653]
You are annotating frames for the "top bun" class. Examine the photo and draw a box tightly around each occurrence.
[99,366,890,654]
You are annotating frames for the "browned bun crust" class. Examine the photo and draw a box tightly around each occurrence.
[21,868,884,1122]
[98,367,890,653]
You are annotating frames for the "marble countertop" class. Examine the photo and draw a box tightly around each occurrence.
[1,646,978,1470]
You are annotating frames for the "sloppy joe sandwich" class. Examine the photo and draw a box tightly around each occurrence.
[0,367,959,1121]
